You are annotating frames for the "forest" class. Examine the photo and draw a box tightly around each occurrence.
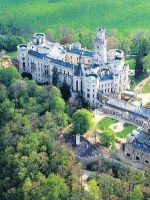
[0,66,149,200]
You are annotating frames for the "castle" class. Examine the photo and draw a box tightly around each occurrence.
[17,28,130,105]
[125,119,150,165]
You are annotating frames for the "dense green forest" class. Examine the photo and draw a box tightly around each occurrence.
[0,66,150,200]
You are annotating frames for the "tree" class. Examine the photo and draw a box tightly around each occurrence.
[87,179,102,200]
[22,97,44,114]
[135,41,146,78]
[130,185,143,200]
[53,67,59,86]
[9,79,28,100]
[0,99,15,127]
[23,173,69,200]
[50,96,66,112]
[100,129,116,147]
[0,49,10,67]
[72,109,94,135]
[119,36,131,55]
[0,66,21,87]
[142,53,150,72]
[49,86,62,98]
[0,83,7,103]
[99,174,114,200]
[60,81,71,101]
[130,30,150,55]
[53,111,69,127]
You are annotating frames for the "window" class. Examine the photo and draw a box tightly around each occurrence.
[76,80,78,92]
[136,156,140,161]
[87,93,90,98]
[93,95,95,98]
[126,153,130,157]
[145,160,149,164]
[81,81,83,93]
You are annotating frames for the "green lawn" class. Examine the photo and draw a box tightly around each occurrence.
[7,51,17,58]
[98,117,117,131]
[125,58,136,70]
[116,123,136,138]
[0,0,150,33]
[142,78,150,93]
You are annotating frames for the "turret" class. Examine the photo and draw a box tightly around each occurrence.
[92,28,107,66]
[144,120,150,134]
[33,33,46,45]
[17,44,28,73]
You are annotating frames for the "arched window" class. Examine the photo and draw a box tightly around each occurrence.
[145,160,149,164]
[126,153,130,157]
[136,156,140,161]
[76,80,78,92]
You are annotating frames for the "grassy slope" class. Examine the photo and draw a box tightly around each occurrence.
[0,0,150,33]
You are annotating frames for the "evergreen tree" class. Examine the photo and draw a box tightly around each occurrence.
[53,67,59,86]
[60,81,71,101]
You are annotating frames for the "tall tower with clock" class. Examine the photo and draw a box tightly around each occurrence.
[92,28,107,66]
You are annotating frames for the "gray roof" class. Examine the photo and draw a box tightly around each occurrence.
[50,58,77,69]
[66,49,93,57]
[132,131,150,153]
[28,50,77,69]
[107,99,150,119]
[63,134,100,158]
[100,73,113,81]
[28,50,46,59]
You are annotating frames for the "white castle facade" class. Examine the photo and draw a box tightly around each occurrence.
[17,28,130,105]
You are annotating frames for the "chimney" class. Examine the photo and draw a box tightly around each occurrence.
[76,134,80,145]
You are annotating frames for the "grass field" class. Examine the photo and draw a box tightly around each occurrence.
[142,78,150,93]
[98,117,118,131]
[0,0,150,33]
[7,51,17,58]
[116,123,136,138]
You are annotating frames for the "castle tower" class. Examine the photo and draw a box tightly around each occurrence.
[92,28,107,66]
[17,44,28,73]
[33,33,46,45]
